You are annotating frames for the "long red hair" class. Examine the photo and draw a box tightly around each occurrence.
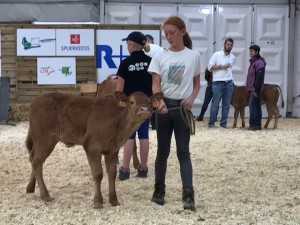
[162,16,192,49]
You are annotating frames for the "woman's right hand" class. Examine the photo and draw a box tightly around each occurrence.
[158,100,168,114]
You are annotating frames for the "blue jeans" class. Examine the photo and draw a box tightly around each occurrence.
[199,86,213,118]
[154,98,193,189]
[209,81,234,128]
[249,92,262,127]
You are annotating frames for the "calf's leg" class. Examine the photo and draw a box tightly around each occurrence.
[240,107,245,128]
[86,147,104,209]
[105,152,120,206]
[132,140,140,169]
[28,138,57,201]
[26,170,36,193]
[264,105,274,129]
[233,108,239,128]
[272,105,280,129]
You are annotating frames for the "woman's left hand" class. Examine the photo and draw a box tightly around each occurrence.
[181,98,193,111]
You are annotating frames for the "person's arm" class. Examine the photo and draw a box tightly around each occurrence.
[151,72,167,113]
[182,74,200,110]
[254,67,265,95]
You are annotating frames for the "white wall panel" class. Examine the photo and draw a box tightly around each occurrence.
[141,4,176,48]
[215,5,252,118]
[254,5,289,116]
[178,5,214,115]
[216,5,252,85]
[105,3,139,24]
[141,4,176,25]
[293,5,300,117]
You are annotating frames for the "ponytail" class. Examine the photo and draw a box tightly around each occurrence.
[183,33,192,49]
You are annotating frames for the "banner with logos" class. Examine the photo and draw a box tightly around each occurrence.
[17,29,94,56]
[96,30,160,83]
[37,57,76,85]
[17,29,56,56]
[56,29,94,56]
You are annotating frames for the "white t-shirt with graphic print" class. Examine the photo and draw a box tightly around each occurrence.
[148,47,201,100]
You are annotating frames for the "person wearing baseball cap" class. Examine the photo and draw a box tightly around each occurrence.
[122,31,147,46]
[116,31,152,181]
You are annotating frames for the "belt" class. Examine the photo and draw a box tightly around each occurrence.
[214,80,232,83]
[163,97,183,106]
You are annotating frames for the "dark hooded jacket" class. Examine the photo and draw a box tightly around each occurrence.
[246,55,266,94]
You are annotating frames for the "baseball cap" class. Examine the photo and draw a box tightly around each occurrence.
[122,31,147,46]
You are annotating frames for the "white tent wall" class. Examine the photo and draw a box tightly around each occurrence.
[293,3,300,117]
[105,2,291,117]
[0,1,100,22]
[0,0,299,117]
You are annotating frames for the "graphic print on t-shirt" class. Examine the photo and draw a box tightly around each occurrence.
[128,62,149,71]
[168,63,185,85]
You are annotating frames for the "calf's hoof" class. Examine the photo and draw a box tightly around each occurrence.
[26,186,35,193]
[110,200,120,206]
[41,195,54,202]
[93,202,103,209]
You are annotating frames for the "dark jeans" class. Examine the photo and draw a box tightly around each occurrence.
[209,80,234,128]
[154,98,193,189]
[249,92,262,127]
[199,86,213,118]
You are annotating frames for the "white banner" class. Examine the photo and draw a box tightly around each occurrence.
[96,29,160,83]
[17,29,56,56]
[37,58,76,85]
[56,29,94,56]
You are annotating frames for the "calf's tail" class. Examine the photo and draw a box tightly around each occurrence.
[276,85,284,108]
[25,129,33,153]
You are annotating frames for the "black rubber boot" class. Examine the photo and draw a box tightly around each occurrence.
[182,187,196,211]
[151,183,165,205]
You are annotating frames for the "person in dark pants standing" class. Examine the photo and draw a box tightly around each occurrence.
[246,44,266,131]
[196,68,213,121]
[148,16,201,211]
[116,31,153,180]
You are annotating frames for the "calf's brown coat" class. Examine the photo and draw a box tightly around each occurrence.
[231,84,284,129]
[25,91,161,209]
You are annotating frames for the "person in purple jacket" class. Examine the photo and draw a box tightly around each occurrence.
[245,45,266,131]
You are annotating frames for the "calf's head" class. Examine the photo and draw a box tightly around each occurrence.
[114,91,163,121]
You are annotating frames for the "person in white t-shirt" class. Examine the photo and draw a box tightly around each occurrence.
[207,38,235,128]
[144,34,164,58]
[144,34,164,130]
[147,16,201,212]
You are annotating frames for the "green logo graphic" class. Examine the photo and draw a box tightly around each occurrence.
[58,66,72,76]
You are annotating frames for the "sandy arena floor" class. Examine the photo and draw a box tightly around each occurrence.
[0,118,299,225]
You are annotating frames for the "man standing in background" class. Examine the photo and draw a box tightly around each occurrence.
[207,38,235,128]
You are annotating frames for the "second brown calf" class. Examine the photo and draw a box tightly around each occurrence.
[231,84,284,129]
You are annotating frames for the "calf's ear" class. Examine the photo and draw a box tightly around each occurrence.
[150,92,163,108]
[114,91,128,107]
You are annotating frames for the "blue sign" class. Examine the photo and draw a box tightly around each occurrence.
[96,44,129,69]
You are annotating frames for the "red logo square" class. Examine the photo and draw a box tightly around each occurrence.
[70,34,80,44]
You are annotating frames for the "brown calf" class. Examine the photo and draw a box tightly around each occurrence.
[231,84,284,129]
[26,91,162,209]
[94,75,139,169]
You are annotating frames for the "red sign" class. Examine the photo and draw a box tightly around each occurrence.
[70,34,80,44]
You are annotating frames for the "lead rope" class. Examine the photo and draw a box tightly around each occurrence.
[179,104,195,135]
[153,104,195,135]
